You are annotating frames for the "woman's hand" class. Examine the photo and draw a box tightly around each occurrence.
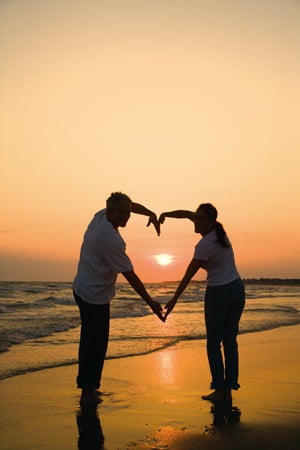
[158,213,167,224]
[164,298,177,320]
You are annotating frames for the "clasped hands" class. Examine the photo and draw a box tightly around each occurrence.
[146,212,179,323]
[149,297,176,323]
[146,212,169,237]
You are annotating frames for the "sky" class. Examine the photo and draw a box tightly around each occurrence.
[1,0,300,282]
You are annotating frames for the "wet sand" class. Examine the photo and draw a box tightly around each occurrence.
[1,325,299,449]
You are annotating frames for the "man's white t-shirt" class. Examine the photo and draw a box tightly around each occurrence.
[73,209,133,304]
[193,229,240,286]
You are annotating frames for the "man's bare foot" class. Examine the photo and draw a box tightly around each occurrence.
[202,389,232,401]
[80,389,102,404]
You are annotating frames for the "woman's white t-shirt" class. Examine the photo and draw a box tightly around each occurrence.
[193,229,240,286]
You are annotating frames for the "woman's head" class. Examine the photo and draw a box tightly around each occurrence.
[194,203,218,236]
[194,203,229,247]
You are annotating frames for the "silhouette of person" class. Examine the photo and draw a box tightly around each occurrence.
[73,192,164,404]
[160,203,245,402]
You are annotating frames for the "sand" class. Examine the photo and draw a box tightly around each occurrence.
[1,325,299,449]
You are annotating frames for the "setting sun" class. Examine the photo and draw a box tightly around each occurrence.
[154,254,174,266]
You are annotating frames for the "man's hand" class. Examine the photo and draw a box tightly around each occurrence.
[146,214,160,236]
[123,270,165,321]
[148,299,165,322]
[164,298,177,320]
[131,202,160,236]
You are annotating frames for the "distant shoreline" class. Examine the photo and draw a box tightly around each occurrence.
[152,278,300,286]
[188,278,300,286]
[1,278,300,285]
[242,278,300,285]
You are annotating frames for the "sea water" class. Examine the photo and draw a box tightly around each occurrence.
[0,281,299,381]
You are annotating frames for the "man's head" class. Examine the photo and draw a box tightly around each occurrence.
[106,192,132,229]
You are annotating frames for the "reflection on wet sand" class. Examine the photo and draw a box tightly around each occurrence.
[76,404,105,450]
[140,401,242,449]
[209,400,241,427]
[75,400,241,449]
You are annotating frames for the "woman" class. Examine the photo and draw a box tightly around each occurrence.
[160,203,245,401]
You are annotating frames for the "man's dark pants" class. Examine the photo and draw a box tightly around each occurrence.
[74,291,110,390]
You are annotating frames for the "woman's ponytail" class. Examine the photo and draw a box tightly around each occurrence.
[199,203,229,248]
[215,221,230,248]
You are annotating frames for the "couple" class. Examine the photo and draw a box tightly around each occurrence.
[73,192,245,404]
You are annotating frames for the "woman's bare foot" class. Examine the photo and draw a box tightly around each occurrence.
[202,389,232,401]
[80,389,102,404]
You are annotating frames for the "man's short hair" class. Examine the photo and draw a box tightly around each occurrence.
[106,192,132,210]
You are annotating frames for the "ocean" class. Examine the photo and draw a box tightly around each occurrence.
[0,281,299,381]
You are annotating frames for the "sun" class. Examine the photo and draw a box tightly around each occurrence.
[154,254,174,266]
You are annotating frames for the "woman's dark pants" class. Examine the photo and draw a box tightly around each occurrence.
[204,278,245,391]
[74,292,110,390]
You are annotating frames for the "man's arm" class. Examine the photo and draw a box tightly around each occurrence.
[159,210,195,224]
[131,202,160,236]
[122,270,165,322]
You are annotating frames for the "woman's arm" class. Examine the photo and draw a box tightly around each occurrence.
[159,210,195,224]
[164,258,203,319]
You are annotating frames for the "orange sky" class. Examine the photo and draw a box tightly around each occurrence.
[1,0,300,282]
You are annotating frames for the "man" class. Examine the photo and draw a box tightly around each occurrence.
[73,192,164,404]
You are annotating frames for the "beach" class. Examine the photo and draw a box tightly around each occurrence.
[1,324,299,449]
